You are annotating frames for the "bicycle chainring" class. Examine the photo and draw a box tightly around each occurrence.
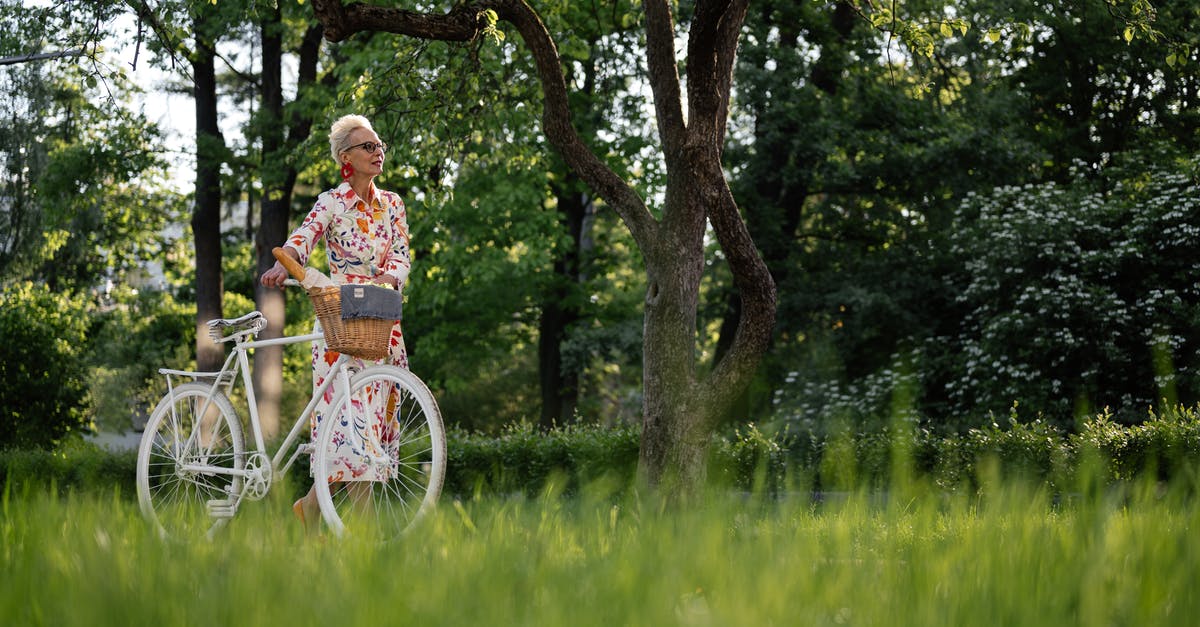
[242,452,273,500]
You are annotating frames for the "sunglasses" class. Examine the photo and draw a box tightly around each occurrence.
[347,141,388,154]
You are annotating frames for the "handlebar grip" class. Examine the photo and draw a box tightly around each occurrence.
[272,247,306,281]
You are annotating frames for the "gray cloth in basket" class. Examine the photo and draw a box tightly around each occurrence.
[339,284,403,321]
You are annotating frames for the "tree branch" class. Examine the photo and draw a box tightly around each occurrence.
[309,0,659,245]
[686,0,748,145]
[685,2,771,415]
[123,0,188,75]
[710,0,748,148]
[0,49,83,66]
[703,183,777,416]
[643,0,686,157]
[310,0,486,42]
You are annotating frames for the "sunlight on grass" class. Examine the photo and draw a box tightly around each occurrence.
[2,476,1198,626]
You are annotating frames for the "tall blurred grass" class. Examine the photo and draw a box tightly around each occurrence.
[3,470,1198,626]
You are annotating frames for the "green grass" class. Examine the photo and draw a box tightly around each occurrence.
[2,477,1198,626]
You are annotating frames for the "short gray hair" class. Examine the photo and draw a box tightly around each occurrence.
[329,114,374,164]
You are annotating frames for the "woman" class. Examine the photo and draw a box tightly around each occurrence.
[261,114,411,531]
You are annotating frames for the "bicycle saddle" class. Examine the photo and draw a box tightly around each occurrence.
[207,311,268,342]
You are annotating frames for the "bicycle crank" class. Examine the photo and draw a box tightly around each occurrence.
[242,452,274,500]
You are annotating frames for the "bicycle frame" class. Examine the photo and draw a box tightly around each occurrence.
[158,325,356,501]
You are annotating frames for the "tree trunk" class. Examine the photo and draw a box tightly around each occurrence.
[638,189,710,490]
[253,5,286,439]
[253,20,326,439]
[192,15,224,373]
[537,180,586,428]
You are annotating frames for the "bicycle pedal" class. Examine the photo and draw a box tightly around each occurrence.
[206,498,238,519]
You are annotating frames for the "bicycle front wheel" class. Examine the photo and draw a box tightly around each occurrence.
[136,382,244,539]
[313,365,446,541]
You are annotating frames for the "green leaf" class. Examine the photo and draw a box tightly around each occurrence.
[940,23,953,38]
[870,8,892,28]
[986,28,1001,44]
[1123,27,1134,43]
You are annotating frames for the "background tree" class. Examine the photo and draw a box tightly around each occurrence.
[533,0,654,428]
[0,0,189,443]
[1,0,181,289]
[0,37,52,280]
[190,0,227,372]
[770,152,1200,431]
[35,100,182,290]
[252,5,331,438]
[721,0,1044,426]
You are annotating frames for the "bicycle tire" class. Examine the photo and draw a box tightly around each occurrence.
[136,383,245,540]
[312,365,446,541]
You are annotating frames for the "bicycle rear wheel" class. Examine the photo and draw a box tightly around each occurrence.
[312,365,446,542]
[136,382,244,539]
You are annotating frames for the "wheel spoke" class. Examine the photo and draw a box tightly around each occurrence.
[313,366,444,542]
[136,384,244,539]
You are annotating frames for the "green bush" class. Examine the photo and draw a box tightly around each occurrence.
[935,414,1071,491]
[931,155,1200,427]
[445,422,640,497]
[709,424,792,493]
[6,410,1200,498]
[86,287,196,432]
[0,282,94,449]
[1074,405,1200,482]
[0,439,137,494]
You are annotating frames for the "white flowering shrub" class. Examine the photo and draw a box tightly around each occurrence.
[770,352,925,436]
[935,156,1200,424]
[772,154,1200,430]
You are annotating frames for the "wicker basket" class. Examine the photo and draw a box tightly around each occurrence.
[308,286,394,360]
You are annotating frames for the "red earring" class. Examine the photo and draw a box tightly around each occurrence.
[341,162,354,180]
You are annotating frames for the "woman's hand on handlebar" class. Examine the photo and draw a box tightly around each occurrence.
[260,262,291,288]
[262,246,302,288]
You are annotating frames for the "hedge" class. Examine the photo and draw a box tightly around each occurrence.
[706,405,1200,495]
[5,406,1200,498]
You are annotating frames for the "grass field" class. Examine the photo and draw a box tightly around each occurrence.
[2,475,1197,626]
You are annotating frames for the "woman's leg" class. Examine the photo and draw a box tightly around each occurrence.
[293,485,321,534]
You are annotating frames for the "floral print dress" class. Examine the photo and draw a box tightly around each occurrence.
[284,181,411,482]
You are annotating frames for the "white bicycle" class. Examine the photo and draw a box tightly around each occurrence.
[135,287,446,542]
